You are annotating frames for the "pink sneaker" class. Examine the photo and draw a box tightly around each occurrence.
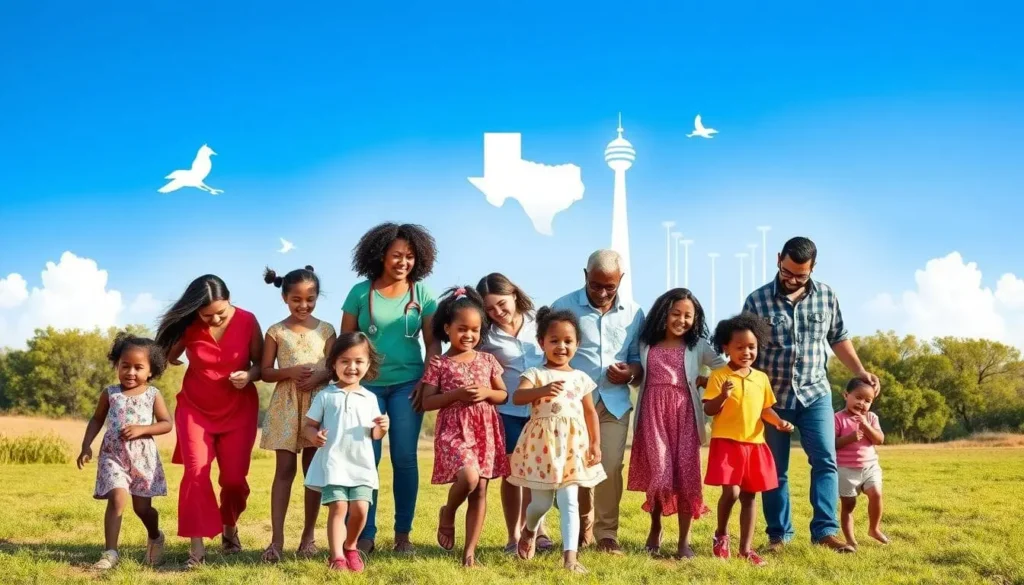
[740,550,767,567]
[345,549,365,573]
[712,534,731,559]
[328,557,348,571]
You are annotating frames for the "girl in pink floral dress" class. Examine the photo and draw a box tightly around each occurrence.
[421,286,509,567]
[77,333,173,571]
[628,288,725,559]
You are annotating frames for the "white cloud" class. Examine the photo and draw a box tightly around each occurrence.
[129,293,162,315]
[867,252,1024,349]
[0,273,28,308]
[0,252,158,349]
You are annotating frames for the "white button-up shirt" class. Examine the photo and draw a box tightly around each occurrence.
[303,385,382,490]
[478,312,544,418]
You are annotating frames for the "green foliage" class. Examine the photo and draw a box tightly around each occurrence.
[0,433,71,464]
[829,331,1024,442]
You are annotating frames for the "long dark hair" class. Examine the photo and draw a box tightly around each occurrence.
[639,288,708,350]
[476,273,534,315]
[432,286,488,343]
[155,275,230,354]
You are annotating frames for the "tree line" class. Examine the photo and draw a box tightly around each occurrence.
[1,326,1022,443]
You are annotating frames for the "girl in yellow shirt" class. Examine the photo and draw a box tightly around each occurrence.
[703,312,794,566]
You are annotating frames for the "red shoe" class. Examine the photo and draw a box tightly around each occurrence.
[345,549,365,573]
[740,550,767,567]
[328,557,348,571]
[712,534,730,559]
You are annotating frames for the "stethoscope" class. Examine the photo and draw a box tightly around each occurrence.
[367,282,422,338]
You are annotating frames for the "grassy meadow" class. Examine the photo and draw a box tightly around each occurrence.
[0,417,1023,584]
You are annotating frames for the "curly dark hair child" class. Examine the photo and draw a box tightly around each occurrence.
[264,265,320,296]
[431,286,488,343]
[712,312,771,355]
[350,222,438,282]
[108,332,168,379]
[534,306,581,343]
[639,288,709,349]
[326,332,382,383]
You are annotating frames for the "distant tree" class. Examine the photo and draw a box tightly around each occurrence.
[933,337,1022,434]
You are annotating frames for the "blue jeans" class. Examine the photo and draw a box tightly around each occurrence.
[762,394,840,543]
[356,380,423,540]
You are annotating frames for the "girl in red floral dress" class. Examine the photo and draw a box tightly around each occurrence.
[420,286,509,567]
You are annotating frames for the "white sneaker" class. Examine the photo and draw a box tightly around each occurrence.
[93,549,119,570]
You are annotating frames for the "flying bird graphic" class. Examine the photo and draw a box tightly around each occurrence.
[278,238,296,254]
[686,115,718,139]
[158,144,224,194]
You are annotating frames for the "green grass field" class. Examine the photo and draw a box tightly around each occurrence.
[1,444,1023,584]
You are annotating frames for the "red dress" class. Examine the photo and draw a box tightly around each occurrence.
[627,346,710,518]
[173,306,260,538]
[422,352,510,483]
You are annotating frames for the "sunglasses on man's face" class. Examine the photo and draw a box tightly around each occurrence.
[779,265,812,283]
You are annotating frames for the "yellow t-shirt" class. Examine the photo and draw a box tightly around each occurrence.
[702,366,777,444]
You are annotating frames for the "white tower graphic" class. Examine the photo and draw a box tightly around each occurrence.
[606,113,636,302]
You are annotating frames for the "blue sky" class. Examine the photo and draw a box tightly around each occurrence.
[1,1,1023,347]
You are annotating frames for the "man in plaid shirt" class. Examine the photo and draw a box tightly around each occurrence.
[743,237,879,553]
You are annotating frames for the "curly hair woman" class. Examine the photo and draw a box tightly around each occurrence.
[339,222,441,554]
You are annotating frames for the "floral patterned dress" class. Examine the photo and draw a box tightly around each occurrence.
[260,319,336,452]
[94,385,167,499]
[508,367,607,491]
[423,351,510,483]
[627,346,709,518]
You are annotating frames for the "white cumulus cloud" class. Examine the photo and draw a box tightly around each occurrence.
[0,252,158,349]
[129,292,163,315]
[867,252,1024,349]
[0,273,29,308]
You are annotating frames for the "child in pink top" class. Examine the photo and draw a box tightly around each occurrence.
[834,378,888,548]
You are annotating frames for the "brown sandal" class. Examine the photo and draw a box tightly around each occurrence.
[222,530,242,555]
[296,540,318,559]
[185,551,205,570]
[437,506,455,551]
[517,529,536,560]
[261,543,282,563]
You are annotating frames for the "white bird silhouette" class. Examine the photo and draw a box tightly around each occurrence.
[686,114,718,139]
[278,238,296,254]
[158,144,224,195]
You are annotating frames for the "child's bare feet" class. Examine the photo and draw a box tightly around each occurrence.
[462,554,479,567]
[645,524,663,555]
[437,506,456,551]
[564,560,589,573]
[675,544,695,559]
[869,529,889,544]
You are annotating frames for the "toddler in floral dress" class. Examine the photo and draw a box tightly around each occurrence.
[77,333,172,571]
[421,286,509,567]
[509,307,606,574]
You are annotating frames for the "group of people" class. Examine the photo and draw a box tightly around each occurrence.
[75,222,889,574]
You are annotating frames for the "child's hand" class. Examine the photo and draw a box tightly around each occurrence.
[588,443,602,466]
[857,416,872,431]
[229,371,250,389]
[312,428,328,448]
[541,380,566,398]
[374,415,390,434]
[721,380,735,397]
[76,447,92,469]
[775,420,795,433]
[461,386,487,403]
[429,355,443,369]
[120,425,146,441]
[695,375,709,389]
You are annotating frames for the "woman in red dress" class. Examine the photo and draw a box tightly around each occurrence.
[156,275,263,568]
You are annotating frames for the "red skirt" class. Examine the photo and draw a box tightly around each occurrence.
[704,438,779,493]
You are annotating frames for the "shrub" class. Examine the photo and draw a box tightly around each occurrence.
[0,434,71,464]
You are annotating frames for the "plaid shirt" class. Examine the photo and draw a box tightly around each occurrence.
[743,278,850,410]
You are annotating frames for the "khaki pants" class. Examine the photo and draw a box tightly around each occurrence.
[578,400,631,542]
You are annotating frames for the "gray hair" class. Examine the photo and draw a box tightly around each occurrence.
[586,249,623,274]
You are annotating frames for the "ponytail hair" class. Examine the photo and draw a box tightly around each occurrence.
[432,286,488,343]
[263,265,319,296]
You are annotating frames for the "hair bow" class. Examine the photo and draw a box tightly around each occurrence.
[454,287,467,299]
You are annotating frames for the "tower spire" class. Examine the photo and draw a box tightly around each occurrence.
[617,112,623,135]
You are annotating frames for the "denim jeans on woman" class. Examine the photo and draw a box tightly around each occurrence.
[354,380,423,541]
